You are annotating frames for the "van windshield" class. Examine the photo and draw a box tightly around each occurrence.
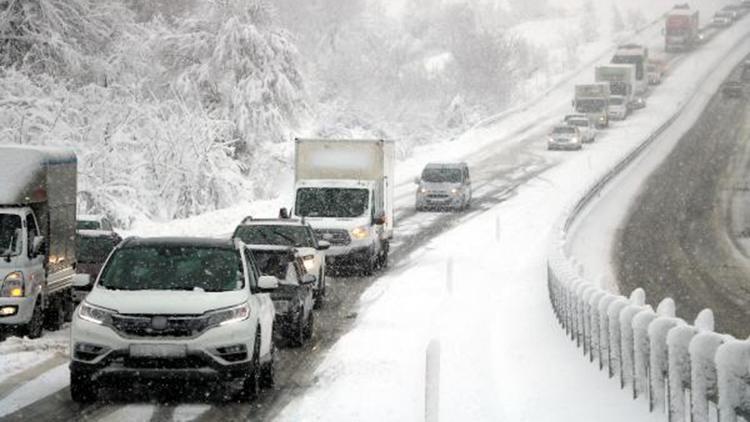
[99,246,244,292]
[421,168,463,183]
[0,214,22,258]
[296,188,369,218]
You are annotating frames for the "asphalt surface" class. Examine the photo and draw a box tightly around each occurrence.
[614,63,750,337]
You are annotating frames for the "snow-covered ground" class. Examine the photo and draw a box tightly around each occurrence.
[274,16,750,422]
[0,2,745,421]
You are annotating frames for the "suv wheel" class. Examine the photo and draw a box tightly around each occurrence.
[260,344,276,389]
[314,271,325,309]
[70,369,97,403]
[238,332,262,401]
[303,309,314,340]
[290,311,305,347]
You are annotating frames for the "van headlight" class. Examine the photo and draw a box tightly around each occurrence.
[207,303,250,327]
[1,272,24,297]
[351,226,369,240]
[79,302,115,325]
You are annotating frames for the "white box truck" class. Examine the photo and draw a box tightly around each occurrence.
[573,83,610,129]
[292,138,394,275]
[595,64,637,120]
[0,145,77,338]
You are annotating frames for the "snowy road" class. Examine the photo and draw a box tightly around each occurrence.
[0,3,745,421]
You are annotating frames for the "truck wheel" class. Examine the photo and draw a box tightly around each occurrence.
[25,299,44,339]
[238,332,262,401]
[44,297,65,331]
[304,310,314,340]
[70,369,97,403]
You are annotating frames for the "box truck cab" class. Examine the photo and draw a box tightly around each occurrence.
[292,139,395,276]
[573,83,610,129]
[0,146,77,338]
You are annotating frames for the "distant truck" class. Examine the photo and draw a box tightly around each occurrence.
[572,83,610,129]
[595,64,637,108]
[292,138,395,275]
[665,7,700,52]
[0,146,77,338]
[611,44,649,95]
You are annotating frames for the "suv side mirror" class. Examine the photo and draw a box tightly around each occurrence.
[258,275,279,290]
[31,236,45,257]
[317,240,330,250]
[301,274,317,285]
[72,274,92,288]
[279,208,290,219]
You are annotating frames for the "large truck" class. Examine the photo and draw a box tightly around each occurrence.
[612,44,649,95]
[292,138,394,275]
[595,64,637,110]
[572,83,610,129]
[665,7,700,52]
[0,145,77,338]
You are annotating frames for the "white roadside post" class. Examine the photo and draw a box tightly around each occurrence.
[446,258,453,295]
[425,339,441,422]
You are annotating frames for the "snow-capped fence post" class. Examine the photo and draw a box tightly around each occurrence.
[495,215,501,242]
[582,286,596,357]
[648,315,685,413]
[425,338,441,422]
[689,331,730,422]
[589,290,607,363]
[597,294,617,370]
[716,340,750,422]
[667,310,713,422]
[575,282,590,350]
[633,307,659,400]
[607,297,630,379]
[620,289,647,392]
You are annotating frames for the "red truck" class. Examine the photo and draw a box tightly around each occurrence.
[665,6,699,52]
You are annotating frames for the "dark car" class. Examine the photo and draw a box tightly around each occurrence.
[722,81,744,98]
[251,245,315,347]
[73,230,122,303]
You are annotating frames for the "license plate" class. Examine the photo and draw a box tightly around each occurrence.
[129,344,186,358]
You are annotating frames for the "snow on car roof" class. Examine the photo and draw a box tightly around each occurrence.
[76,229,118,238]
[424,162,467,169]
[121,237,236,249]
[247,244,299,253]
[241,219,307,227]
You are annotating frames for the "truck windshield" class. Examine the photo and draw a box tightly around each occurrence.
[234,225,314,248]
[296,188,368,218]
[553,127,576,134]
[575,99,606,113]
[421,168,463,183]
[568,119,588,128]
[610,97,625,106]
[99,246,244,292]
[0,214,22,258]
[76,235,116,264]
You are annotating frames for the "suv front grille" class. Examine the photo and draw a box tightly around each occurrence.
[111,314,208,338]
[314,229,351,246]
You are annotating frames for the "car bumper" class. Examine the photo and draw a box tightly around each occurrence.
[70,313,258,380]
[416,195,464,209]
[324,246,374,267]
[0,295,36,326]
[548,142,581,150]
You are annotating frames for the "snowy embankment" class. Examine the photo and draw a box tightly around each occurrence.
[275,10,750,422]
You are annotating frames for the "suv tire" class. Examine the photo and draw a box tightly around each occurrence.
[238,332,262,401]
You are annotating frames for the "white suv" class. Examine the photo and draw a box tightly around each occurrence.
[69,237,278,402]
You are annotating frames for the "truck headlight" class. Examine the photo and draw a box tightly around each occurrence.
[351,226,369,240]
[1,272,24,297]
[599,116,606,122]
[79,302,115,325]
[207,303,250,327]
[450,188,462,196]
[302,255,316,271]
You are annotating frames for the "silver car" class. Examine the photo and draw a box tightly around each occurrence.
[548,125,582,151]
[415,163,472,212]
[564,116,596,143]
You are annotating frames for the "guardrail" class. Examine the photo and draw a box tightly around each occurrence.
[546,38,750,422]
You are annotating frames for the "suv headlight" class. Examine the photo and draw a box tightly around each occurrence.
[1,272,24,297]
[207,303,250,327]
[302,255,316,271]
[351,226,369,240]
[79,302,115,325]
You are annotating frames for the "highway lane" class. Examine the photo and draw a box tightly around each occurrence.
[615,62,750,337]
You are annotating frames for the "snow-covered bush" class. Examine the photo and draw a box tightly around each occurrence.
[690,332,731,422]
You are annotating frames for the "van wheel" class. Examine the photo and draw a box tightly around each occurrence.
[25,299,44,339]
[238,332,261,401]
[70,369,97,403]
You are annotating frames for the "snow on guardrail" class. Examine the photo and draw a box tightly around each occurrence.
[546,33,750,422]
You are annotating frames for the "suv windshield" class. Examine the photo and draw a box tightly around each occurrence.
[77,220,100,230]
[421,168,463,183]
[0,214,22,257]
[99,246,244,292]
[76,235,117,263]
[234,225,314,248]
[296,188,369,218]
